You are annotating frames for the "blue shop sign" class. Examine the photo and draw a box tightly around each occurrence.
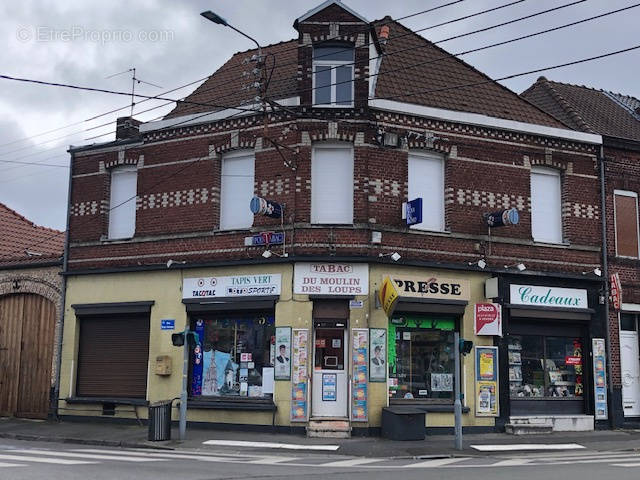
[406,198,423,226]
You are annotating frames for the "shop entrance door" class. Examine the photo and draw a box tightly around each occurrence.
[620,327,640,417]
[312,327,348,417]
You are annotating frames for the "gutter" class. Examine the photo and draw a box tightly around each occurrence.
[52,149,74,420]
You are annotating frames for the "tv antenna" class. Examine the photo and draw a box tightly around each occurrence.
[105,67,162,117]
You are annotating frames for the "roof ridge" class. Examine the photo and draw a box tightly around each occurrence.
[0,202,63,235]
[231,38,297,58]
[535,77,595,134]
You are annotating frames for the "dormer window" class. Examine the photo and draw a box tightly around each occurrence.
[313,45,354,107]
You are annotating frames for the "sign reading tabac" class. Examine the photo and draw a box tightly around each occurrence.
[379,275,470,316]
[294,263,368,295]
[510,284,588,309]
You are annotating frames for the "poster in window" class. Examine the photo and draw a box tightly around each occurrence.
[191,319,205,396]
[291,329,309,422]
[351,328,369,422]
[592,338,608,420]
[275,327,292,380]
[322,373,337,401]
[431,373,453,392]
[475,346,499,417]
[369,328,387,382]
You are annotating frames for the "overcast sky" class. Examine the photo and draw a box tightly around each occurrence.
[1,0,638,231]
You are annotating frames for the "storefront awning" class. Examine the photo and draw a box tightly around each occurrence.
[182,295,278,312]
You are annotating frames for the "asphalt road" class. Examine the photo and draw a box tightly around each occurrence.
[1,438,640,480]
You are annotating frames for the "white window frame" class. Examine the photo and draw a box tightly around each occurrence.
[407,150,445,232]
[107,165,137,240]
[530,166,563,244]
[219,150,255,231]
[312,55,354,108]
[311,143,354,224]
[613,189,640,258]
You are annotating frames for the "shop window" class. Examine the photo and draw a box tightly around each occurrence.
[190,313,275,398]
[311,144,354,224]
[508,335,584,399]
[408,151,445,232]
[108,166,137,239]
[388,316,455,402]
[219,150,255,230]
[313,45,354,107]
[530,166,562,243]
[614,190,639,258]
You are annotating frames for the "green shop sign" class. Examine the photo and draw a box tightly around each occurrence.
[510,284,588,309]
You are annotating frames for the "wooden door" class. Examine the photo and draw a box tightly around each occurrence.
[0,294,56,419]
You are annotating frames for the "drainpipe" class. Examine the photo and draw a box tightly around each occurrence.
[52,149,74,420]
[599,147,614,427]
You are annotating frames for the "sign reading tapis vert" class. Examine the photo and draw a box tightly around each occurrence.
[183,274,281,299]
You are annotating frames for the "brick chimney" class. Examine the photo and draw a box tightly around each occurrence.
[116,116,142,140]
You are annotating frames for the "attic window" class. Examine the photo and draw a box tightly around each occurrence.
[313,45,354,107]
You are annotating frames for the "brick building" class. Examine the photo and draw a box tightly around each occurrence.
[523,77,640,428]
[59,1,607,434]
[0,203,64,419]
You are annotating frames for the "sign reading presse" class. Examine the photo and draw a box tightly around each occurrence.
[183,274,281,299]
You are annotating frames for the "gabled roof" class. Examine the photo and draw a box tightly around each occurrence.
[371,19,566,129]
[0,203,63,267]
[521,77,640,141]
[295,0,368,24]
[164,40,298,119]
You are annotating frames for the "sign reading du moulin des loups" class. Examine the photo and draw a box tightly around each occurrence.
[510,284,588,309]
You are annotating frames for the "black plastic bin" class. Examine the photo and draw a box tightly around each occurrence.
[381,407,426,441]
[148,400,172,441]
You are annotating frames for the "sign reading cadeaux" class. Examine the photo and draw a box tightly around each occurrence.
[510,284,588,309]
[474,303,502,336]
[294,263,368,295]
[379,275,470,317]
[183,274,281,299]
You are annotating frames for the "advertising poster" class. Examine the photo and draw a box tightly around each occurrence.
[474,303,502,336]
[191,319,205,396]
[291,329,309,422]
[369,328,387,382]
[352,329,369,422]
[475,346,499,417]
[592,338,608,420]
[322,373,337,401]
[275,327,292,380]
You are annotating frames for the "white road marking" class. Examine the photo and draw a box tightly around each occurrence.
[203,440,340,451]
[319,458,382,467]
[470,443,585,452]
[0,454,95,465]
[404,457,468,468]
[246,456,298,464]
[611,462,640,467]
[0,462,26,468]
[9,449,165,463]
[489,459,533,466]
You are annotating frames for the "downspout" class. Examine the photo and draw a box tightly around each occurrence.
[52,149,74,420]
[599,147,614,427]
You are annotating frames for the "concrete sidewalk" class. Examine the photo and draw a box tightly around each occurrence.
[1,417,640,458]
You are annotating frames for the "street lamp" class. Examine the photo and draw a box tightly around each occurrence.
[200,10,262,57]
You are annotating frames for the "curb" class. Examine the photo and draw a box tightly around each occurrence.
[0,433,175,450]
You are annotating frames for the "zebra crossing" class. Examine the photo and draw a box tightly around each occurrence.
[0,445,640,470]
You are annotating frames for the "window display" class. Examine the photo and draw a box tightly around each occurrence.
[190,313,275,398]
[508,334,583,399]
[388,316,455,401]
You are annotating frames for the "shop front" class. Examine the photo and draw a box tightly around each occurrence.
[492,277,608,432]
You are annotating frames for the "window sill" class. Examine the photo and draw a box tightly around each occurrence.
[101,236,135,243]
[532,240,570,248]
[387,402,470,413]
[186,398,277,411]
[312,104,354,109]
[65,396,148,406]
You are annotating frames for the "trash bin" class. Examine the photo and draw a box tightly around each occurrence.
[381,406,426,441]
[148,400,172,441]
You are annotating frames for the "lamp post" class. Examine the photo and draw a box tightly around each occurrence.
[200,11,262,58]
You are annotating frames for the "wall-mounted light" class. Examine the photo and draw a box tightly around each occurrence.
[582,268,602,277]
[166,259,187,268]
[504,263,526,272]
[262,249,288,259]
[469,259,487,269]
[379,252,401,262]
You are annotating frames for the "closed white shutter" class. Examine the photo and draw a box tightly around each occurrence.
[108,166,137,239]
[220,151,255,230]
[408,152,444,231]
[531,167,562,243]
[311,145,353,224]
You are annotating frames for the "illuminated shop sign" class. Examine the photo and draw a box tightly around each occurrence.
[379,275,470,316]
[183,274,282,299]
[509,284,588,309]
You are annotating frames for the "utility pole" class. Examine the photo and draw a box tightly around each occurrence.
[179,327,190,440]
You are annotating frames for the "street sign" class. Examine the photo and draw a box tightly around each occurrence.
[161,319,175,330]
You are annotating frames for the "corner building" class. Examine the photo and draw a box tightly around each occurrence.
[58,1,608,434]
